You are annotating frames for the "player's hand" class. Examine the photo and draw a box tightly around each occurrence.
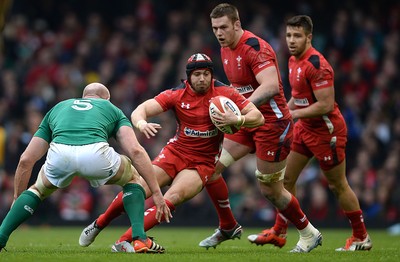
[138,122,162,139]
[211,105,239,127]
[289,109,298,120]
[152,192,173,223]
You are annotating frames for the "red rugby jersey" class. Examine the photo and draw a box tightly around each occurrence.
[155,79,249,159]
[288,47,346,134]
[220,30,290,122]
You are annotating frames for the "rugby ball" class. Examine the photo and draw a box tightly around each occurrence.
[209,96,241,134]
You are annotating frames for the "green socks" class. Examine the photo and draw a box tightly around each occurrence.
[122,183,146,240]
[0,190,41,248]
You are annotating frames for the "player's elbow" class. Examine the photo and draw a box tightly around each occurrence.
[249,112,265,127]
[258,114,265,126]
[129,145,147,159]
[324,103,334,114]
[18,152,36,169]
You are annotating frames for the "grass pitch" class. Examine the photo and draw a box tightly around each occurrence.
[0,226,399,262]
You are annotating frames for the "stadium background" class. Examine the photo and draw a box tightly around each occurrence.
[0,0,399,230]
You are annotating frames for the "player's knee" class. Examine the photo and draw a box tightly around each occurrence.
[328,183,339,196]
[218,148,235,168]
[30,170,57,200]
[164,191,184,206]
[114,155,140,186]
[283,175,296,191]
[255,167,286,184]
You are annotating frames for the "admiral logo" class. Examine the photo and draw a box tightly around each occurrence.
[315,80,328,87]
[235,85,254,95]
[294,98,309,106]
[184,127,218,137]
[258,61,271,68]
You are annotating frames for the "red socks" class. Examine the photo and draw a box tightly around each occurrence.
[144,199,175,231]
[96,191,125,228]
[273,212,289,235]
[119,199,176,242]
[344,210,368,239]
[279,195,309,230]
[205,176,237,230]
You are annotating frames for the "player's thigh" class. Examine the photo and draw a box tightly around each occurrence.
[137,165,172,198]
[254,119,293,163]
[322,160,348,188]
[30,166,58,200]
[222,136,253,160]
[284,150,310,187]
[165,169,203,205]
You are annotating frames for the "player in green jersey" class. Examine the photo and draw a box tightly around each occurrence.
[0,82,171,253]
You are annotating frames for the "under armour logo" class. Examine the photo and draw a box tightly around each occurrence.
[181,102,190,109]
[324,156,331,161]
[267,151,275,156]
[224,59,228,65]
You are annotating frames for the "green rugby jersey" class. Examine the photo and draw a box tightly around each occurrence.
[34,98,132,145]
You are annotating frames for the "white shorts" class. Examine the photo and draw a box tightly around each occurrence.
[44,142,121,188]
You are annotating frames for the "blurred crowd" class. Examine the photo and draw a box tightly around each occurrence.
[0,0,399,229]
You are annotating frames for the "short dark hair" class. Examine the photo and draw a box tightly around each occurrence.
[286,15,313,35]
[210,3,239,22]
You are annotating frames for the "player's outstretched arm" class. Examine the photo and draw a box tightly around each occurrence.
[14,137,49,199]
[116,126,171,222]
[131,99,164,139]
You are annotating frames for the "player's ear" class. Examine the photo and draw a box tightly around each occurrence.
[234,20,241,30]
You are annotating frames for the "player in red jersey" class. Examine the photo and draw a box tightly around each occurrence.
[258,15,372,252]
[78,53,264,252]
[199,3,322,253]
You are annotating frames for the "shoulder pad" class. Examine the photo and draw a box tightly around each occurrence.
[171,81,186,91]
[245,37,260,51]
[214,79,229,87]
[308,55,320,69]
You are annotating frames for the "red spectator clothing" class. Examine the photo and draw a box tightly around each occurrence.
[288,47,346,135]
[220,30,290,122]
[154,79,249,160]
